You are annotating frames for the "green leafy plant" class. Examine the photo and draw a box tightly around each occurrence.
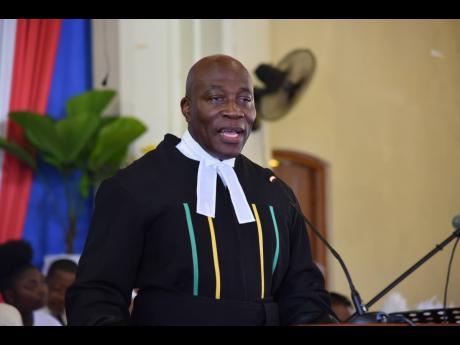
[0,89,147,253]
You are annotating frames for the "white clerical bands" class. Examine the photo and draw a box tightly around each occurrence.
[176,131,255,224]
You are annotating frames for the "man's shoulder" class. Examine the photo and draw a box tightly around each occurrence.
[114,133,182,180]
[237,154,296,206]
[97,134,187,199]
[237,154,274,180]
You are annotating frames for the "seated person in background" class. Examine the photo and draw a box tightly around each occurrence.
[330,292,354,323]
[0,240,60,326]
[39,259,78,325]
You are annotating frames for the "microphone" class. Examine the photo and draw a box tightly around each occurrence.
[264,170,368,320]
[453,215,460,229]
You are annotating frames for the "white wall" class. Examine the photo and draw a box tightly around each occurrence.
[118,19,173,155]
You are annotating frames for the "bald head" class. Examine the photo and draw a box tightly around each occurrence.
[180,54,256,160]
[185,55,252,99]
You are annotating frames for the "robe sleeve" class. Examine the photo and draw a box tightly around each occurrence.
[66,177,146,325]
[274,185,336,325]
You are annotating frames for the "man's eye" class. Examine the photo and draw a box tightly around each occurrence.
[240,97,253,103]
[209,96,223,102]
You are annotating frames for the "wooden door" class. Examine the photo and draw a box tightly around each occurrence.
[272,150,329,280]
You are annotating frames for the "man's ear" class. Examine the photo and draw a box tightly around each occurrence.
[180,97,191,122]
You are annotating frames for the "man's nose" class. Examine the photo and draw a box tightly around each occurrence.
[223,100,244,117]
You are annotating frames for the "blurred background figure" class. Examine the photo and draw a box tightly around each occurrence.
[330,292,354,323]
[0,240,60,326]
[37,259,78,325]
[0,302,23,326]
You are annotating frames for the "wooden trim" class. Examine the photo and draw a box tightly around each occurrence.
[273,150,329,170]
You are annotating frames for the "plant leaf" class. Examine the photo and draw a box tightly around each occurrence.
[0,137,36,169]
[88,117,146,172]
[41,153,64,172]
[66,89,116,117]
[74,115,118,169]
[93,147,127,183]
[9,112,64,162]
[55,111,100,165]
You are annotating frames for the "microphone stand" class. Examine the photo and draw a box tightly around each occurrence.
[270,173,460,324]
[307,216,460,324]
[355,227,460,318]
[300,216,368,318]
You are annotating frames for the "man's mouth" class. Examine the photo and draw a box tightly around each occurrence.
[218,127,244,142]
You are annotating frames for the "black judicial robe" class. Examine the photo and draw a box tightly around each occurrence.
[66,134,333,325]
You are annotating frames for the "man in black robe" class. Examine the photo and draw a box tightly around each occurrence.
[66,54,336,326]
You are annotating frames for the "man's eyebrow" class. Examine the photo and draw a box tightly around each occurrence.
[207,85,253,94]
[239,87,253,94]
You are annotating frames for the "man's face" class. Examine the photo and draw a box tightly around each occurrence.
[181,61,256,160]
[47,270,76,315]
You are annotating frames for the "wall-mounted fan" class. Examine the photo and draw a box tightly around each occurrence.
[253,49,316,130]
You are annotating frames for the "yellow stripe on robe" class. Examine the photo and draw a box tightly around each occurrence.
[251,204,265,299]
[207,217,221,299]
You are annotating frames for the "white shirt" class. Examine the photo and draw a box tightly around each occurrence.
[0,303,23,326]
[176,130,255,224]
[33,308,62,326]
